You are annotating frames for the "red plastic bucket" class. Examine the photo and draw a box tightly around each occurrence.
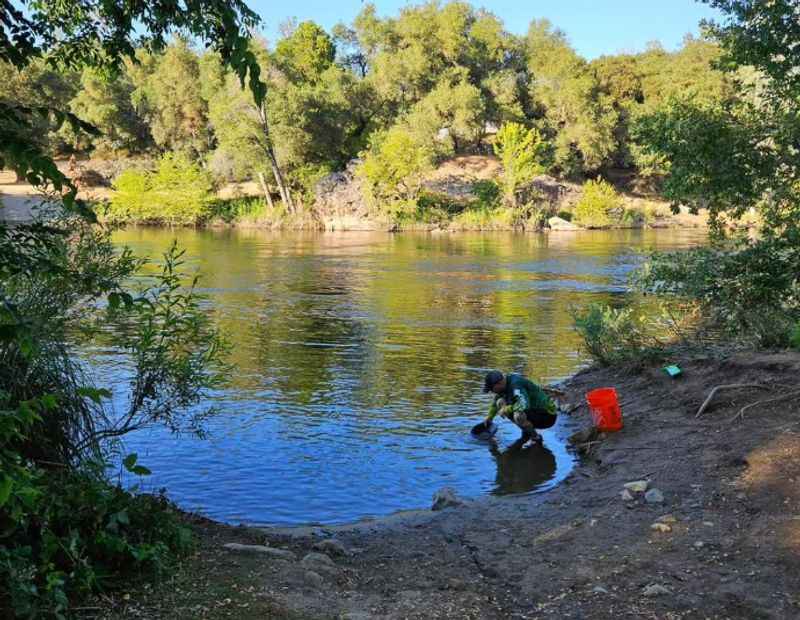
[586,387,623,432]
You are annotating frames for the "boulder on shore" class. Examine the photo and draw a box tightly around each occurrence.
[548,216,580,231]
[432,487,465,511]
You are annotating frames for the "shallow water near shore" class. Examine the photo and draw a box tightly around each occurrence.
[95,228,705,526]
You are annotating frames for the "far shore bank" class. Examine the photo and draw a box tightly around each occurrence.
[96,350,800,619]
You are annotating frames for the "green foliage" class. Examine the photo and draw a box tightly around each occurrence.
[493,122,547,206]
[275,21,336,82]
[65,66,151,154]
[635,236,800,347]
[108,153,215,225]
[470,179,501,208]
[526,20,617,175]
[572,303,660,366]
[405,74,486,157]
[450,204,521,230]
[573,179,621,228]
[358,126,434,214]
[0,420,192,618]
[790,323,800,352]
[130,40,212,158]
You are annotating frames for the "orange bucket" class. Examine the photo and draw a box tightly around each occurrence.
[586,387,623,432]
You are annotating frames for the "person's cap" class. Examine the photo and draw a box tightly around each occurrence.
[483,370,504,393]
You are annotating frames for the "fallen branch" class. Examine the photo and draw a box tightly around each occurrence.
[695,384,769,418]
[730,389,800,423]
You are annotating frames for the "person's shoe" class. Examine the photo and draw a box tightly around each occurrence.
[522,431,542,448]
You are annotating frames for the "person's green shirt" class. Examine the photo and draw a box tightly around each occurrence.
[486,373,556,421]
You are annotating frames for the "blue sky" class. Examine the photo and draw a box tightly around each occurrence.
[249,1,722,59]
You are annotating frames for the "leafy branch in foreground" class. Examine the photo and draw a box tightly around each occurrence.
[95,241,229,448]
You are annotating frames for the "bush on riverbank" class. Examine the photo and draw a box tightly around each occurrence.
[106,153,215,225]
[573,179,621,228]
[1,219,228,615]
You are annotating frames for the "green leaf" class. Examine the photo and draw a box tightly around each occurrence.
[77,387,112,404]
[122,453,138,471]
[132,465,152,476]
[0,476,13,507]
[40,394,58,410]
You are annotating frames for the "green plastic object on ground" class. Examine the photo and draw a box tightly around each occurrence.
[664,365,682,378]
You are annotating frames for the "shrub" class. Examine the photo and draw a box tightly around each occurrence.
[572,303,661,365]
[107,153,215,225]
[470,179,501,208]
[1,225,226,616]
[573,179,621,228]
[358,126,434,216]
[556,210,573,222]
[450,205,520,230]
[493,122,547,207]
[635,235,800,347]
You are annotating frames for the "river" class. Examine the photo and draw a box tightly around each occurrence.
[99,228,705,526]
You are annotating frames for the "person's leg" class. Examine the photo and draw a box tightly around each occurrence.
[526,409,557,430]
[513,409,538,442]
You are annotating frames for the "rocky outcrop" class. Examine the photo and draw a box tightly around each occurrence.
[314,160,392,231]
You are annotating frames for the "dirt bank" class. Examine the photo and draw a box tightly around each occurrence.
[95,350,800,619]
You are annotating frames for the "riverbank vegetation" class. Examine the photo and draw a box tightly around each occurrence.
[1,1,740,229]
[0,1,259,616]
[574,0,800,355]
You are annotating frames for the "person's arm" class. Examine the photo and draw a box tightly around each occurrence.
[485,398,499,423]
[508,388,530,415]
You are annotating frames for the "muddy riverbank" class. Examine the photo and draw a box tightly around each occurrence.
[97,349,800,619]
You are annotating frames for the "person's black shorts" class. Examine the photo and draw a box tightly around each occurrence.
[525,409,557,429]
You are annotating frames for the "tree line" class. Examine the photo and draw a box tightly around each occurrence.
[1,2,734,211]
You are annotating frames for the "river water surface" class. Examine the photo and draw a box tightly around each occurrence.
[102,228,705,526]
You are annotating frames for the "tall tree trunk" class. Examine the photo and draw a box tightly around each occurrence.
[257,171,275,210]
[257,103,294,214]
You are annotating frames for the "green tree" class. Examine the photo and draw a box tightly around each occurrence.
[65,65,151,154]
[358,125,434,213]
[405,72,486,157]
[526,19,617,175]
[493,122,547,206]
[131,39,212,158]
[275,21,336,82]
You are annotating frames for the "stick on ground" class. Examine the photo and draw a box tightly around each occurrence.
[695,384,769,418]
[730,389,800,423]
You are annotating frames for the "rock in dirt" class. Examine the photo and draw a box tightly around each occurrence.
[642,584,671,597]
[301,552,335,567]
[568,426,598,445]
[301,552,339,577]
[592,586,609,594]
[432,487,465,511]
[651,522,672,533]
[657,514,678,524]
[223,543,271,553]
[313,538,348,557]
[621,489,635,502]
[304,571,325,588]
[645,488,665,504]
[624,480,649,493]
